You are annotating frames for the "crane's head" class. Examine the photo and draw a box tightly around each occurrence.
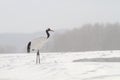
[46,28,54,38]
[47,28,54,32]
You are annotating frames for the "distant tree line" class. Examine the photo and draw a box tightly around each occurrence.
[0,45,16,53]
[1,23,120,53]
[49,23,120,52]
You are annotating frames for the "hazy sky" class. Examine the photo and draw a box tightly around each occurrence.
[0,0,120,33]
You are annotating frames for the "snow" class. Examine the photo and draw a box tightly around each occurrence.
[0,51,120,80]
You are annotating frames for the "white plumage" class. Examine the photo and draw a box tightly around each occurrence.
[30,37,48,51]
[27,28,54,53]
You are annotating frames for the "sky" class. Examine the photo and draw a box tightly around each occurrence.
[0,0,120,33]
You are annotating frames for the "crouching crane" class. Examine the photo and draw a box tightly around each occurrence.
[27,28,54,64]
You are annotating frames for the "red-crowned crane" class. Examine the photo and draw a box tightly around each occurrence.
[27,28,54,64]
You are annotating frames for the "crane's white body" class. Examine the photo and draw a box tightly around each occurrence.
[27,28,53,64]
[30,37,48,52]
[27,28,53,53]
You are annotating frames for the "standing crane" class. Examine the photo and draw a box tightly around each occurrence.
[27,28,54,64]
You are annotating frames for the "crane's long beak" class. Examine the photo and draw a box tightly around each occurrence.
[50,29,54,32]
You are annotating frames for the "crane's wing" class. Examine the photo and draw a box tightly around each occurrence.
[31,37,48,51]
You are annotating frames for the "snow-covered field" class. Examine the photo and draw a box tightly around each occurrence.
[1,51,120,80]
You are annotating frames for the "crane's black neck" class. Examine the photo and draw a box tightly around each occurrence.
[46,30,50,39]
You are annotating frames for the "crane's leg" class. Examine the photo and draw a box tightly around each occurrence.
[39,54,40,64]
[36,50,40,64]
[38,50,40,64]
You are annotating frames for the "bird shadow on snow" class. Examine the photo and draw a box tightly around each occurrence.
[73,57,120,62]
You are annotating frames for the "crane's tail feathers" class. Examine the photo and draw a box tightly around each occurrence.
[27,41,31,53]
